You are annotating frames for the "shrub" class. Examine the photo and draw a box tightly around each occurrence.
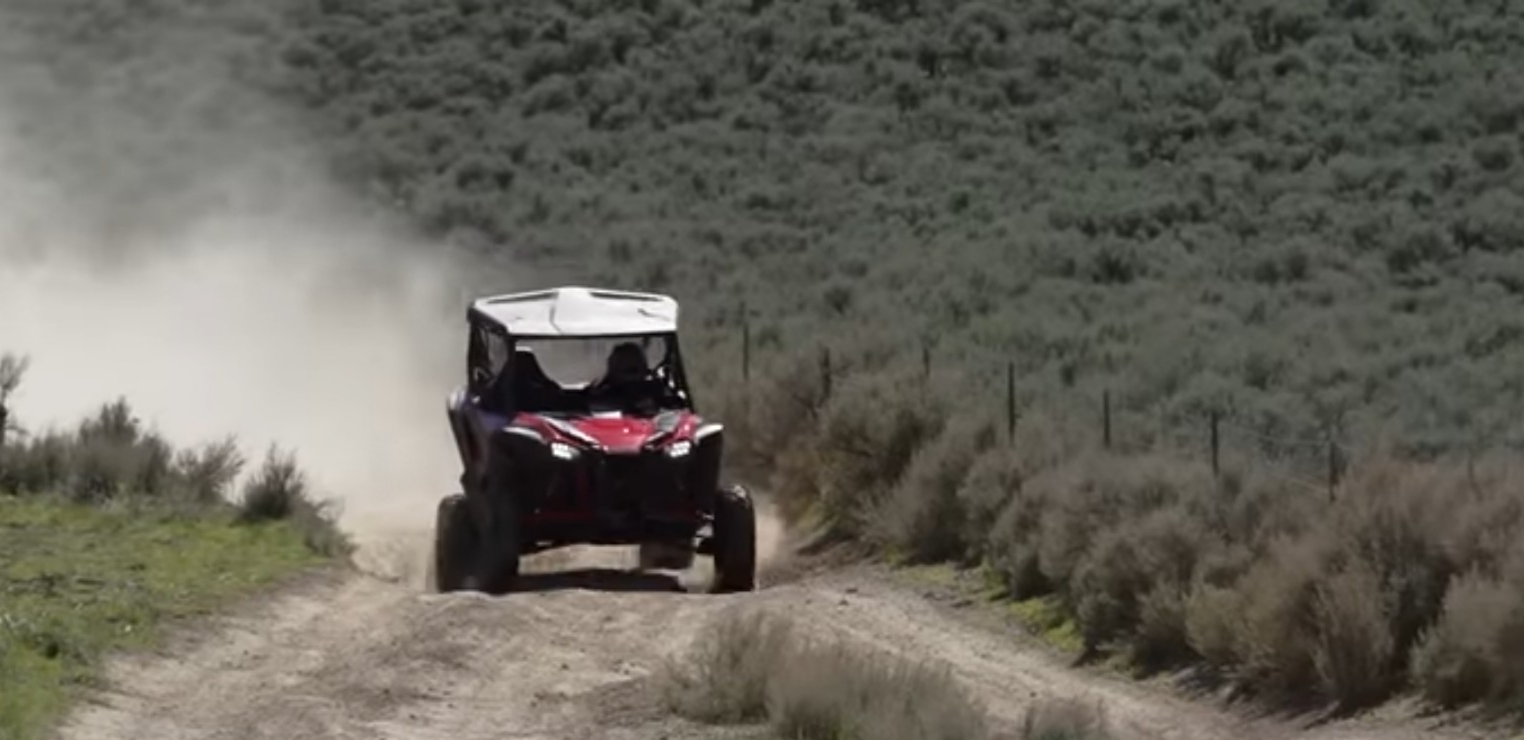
[875,418,997,563]
[974,447,1524,707]
[238,447,350,557]
[663,608,990,740]
[1208,533,1331,698]
[0,353,26,399]
[752,350,839,520]
[62,399,163,503]
[1184,584,1242,671]
[1133,583,1193,671]
[807,373,946,536]
[1068,505,1210,662]
[1020,697,1115,740]
[957,448,1024,567]
[1171,454,1524,708]
[1411,567,1524,709]
[1069,525,1151,654]
[770,642,987,740]
[1332,459,1456,663]
[987,454,1210,609]
[1312,557,1396,708]
[0,398,253,510]
[174,438,246,505]
[0,352,27,458]
[67,429,172,504]
[1032,456,1210,595]
[2,398,255,514]
[1204,463,1324,552]
[238,447,309,523]
[0,432,71,495]
[661,606,792,723]
[987,480,1052,599]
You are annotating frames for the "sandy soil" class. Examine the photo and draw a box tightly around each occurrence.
[58,506,1509,740]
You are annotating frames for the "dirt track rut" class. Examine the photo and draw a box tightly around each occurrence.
[59,512,1504,740]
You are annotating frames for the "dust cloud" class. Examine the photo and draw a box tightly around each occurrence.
[0,10,500,583]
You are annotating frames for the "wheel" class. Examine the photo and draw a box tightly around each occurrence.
[638,541,696,570]
[434,494,475,593]
[471,494,522,595]
[711,485,757,593]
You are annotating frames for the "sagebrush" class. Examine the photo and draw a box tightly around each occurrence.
[663,608,989,740]
[0,397,348,556]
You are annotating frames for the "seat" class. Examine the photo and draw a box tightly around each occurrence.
[508,348,559,413]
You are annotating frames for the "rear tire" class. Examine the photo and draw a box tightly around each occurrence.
[434,494,475,593]
[711,485,757,593]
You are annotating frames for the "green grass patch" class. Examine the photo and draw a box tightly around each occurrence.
[0,495,327,740]
[974,562,1010,602]
[1009,596,1084,657]
[896,562,962,588]
[895,562,1084,658]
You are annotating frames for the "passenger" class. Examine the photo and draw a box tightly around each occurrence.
[591,342,664,414]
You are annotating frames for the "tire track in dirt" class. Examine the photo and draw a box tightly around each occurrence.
[58,506,1503,740]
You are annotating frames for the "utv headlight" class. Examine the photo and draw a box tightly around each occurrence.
[666,440,693,459]
[551,442,580,461]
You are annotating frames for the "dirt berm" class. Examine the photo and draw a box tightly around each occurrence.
[58,506,1498,740]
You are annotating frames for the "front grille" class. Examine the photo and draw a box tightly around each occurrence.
[602,452,651,507]
[597,450,683,515]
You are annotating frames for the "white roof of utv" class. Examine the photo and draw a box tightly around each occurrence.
[472,286,679,337]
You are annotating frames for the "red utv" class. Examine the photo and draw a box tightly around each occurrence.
[436,287,757,594]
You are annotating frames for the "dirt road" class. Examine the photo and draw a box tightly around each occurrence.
[59,509,1503,740]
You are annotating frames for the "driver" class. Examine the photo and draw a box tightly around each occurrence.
[591,341,663,414]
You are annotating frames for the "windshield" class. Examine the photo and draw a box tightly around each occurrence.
[494,333,691,417]
[517,335,672,387]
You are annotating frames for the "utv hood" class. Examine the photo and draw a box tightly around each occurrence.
[520,412,696,454]
[563,416,660,453]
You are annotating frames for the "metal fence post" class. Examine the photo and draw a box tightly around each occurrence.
[1006,362,1016,442]
[1210,409,1220,477]
[742,318,751,385]
[1327,437,1340,501]
[1103,389,1112,451]
[820,347,832,398]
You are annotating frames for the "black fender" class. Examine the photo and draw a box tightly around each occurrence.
[482,426,556,526]
[686,423,724,515]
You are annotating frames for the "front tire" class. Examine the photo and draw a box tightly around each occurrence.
[471,494,522,595]
[434,494,475,593]
[711,485,757,593]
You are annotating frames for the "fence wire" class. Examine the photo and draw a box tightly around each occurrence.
[1079,396,1356,497]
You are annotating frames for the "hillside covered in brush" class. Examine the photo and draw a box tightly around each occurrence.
[9,0,1524,453]
[272,0,1524,457]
